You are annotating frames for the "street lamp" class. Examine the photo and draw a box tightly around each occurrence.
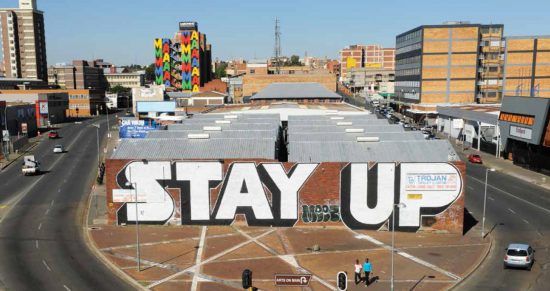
[104,105,111,139]
[91,124,100,167]
[481,168,496,239]
[125,180,141,272]
[391,202,406,291]
[3,106,9,161]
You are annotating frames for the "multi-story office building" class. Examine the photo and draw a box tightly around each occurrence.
[339,45,395,82]
[0,0,47,81]
[104,72,145,89]
[48,60,108,91]
[394,22,504,115]
[348,68,395,96]
[154,21,213,92]
[503,36,550,98]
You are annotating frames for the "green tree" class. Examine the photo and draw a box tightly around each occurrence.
[145,63,155,83]
[215,62,228,79]
[109,85,130,95]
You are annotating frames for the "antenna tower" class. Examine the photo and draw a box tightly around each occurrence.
[274,18,281,74]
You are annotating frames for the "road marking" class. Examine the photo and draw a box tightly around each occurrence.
[488,197,495,201]
[45,209,49,215]
[35,240,39,249]
[191,226,207,291]
[147,229,276,289]
[63,284,71,291]
[467,174,550,214]
[508,208,516,214]
[42,260,51,271]
[467,185,474,191]
[50,200,55,207]
[522,219,529,224]
[0,205,7,209]
[537,231,543,237]
[38,223,42,230]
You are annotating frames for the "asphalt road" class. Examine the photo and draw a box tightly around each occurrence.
[457,162,550,290]
[0,117,133,291]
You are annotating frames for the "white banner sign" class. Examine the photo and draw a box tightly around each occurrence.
[112,189,147,203]
[510,125,532,140]
[405,173,459,191]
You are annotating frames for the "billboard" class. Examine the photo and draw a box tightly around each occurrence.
[119,125,158,139]
[108,161,465,233]
[154,38,171,86]
[136,101,176,113]
[181,30,200,92]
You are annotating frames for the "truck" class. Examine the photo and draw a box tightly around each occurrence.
[22,155,40,176]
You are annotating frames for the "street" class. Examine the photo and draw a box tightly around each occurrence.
[0,117,133,291]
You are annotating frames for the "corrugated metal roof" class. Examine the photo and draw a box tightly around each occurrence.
[111,139,276,160]
[192,113,281,120]
[287,119,390,126]
[288,140,459,163]
[287,115,377,121]
[288,125,405,133]
[181,118,280,125]
[437,106,499,125]
[167,123,279,131]
[288,132,425,142]
[147,130,277,139]
[251,83,342,100]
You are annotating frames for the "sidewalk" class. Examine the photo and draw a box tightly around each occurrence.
[446,135,550,191]
[0,135,45,170]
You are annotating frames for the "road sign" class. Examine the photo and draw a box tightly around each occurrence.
[2,130,8,142]
[274,274,312,286]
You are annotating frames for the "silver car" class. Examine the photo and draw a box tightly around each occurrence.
[504,243,534,270]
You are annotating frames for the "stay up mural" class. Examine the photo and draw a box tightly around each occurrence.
[110,161,464,232]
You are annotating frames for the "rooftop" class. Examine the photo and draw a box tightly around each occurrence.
[250,82,341,100]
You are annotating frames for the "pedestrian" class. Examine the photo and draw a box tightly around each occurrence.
[363,258,372,286]
[354,259,362,284]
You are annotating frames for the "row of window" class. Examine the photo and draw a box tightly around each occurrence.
[395,81,420,88]
[396,43,422,55]
[396,55,421,66]
[397,30,422,46]
[69,94,89,99]
[396,68,421,76]
[69,104,90,109]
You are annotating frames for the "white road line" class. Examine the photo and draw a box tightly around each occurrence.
[537,231,543,237]
[522,219,529,224]
[35,240,39,249]
[508,208,516,214]
[42,260,51,272]
[467,174,550,214]
[190,226,207,291]
[63,284,71,291]
[38,223,42,230]
[50,200,55,207]
[45,209,49,215]
[467,185,474,190]
[352,230,461,280]
[147,229,276,289]
[488,197,495,201]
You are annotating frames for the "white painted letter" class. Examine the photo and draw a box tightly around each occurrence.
[176,162,222,221]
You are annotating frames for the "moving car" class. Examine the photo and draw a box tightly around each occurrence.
[53,144,64,153]
[467,154,482,164]
[504,243,534,270]
[48,131,59,139]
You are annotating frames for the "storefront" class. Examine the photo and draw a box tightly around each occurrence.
[499,96,550,172]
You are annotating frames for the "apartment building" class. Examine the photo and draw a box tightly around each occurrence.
[503,36,550,98]
[48,60,108,91]
[394,22,504,115]
[0,0,47,81]
[339,45,395,81]
[104,72,145,88]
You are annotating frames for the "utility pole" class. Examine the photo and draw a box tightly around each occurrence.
[274,18,281,75]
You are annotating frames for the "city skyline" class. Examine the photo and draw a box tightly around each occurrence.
[2,0,550,65]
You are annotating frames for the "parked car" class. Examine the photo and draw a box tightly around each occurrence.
[53,144,64,153]
[504,243,534,270]
[467,154,482,164]
[402,123,411,129]
[48,131,59,139]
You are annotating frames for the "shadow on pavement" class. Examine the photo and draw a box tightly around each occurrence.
[484,223,504,239]
[463,207,478,235]
[410,275,435,290]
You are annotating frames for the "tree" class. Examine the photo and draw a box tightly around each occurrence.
[145,63,155,84]
[215,62,228,79]
[109,85,130,95]
[284,55,303,66]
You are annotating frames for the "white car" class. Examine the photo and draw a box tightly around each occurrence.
[53,144,64,153]
[504,243,534,270]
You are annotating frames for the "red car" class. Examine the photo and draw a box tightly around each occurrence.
[48,131,59,139]
[468,154,482,164]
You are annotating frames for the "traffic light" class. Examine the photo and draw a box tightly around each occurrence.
[242,269,252,289]
[337,271,347,291]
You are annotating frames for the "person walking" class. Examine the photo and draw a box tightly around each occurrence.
[354,259,362,284]
[363,258,372,286]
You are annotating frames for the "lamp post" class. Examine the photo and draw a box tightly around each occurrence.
[3,105,9,161]
[391,202,406,291]
[91,124,100,167]
[481,168,496,238]
[104,105,111,138]
[125,181,141,272]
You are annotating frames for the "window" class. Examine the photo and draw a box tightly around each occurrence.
[250,69,255,74]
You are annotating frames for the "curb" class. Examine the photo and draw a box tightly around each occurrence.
[0,141,39,170]
[448,234,494,290]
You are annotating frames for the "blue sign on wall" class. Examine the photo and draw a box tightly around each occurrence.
[119,125,158,138]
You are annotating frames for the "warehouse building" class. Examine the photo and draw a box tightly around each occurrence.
[250,82,342,104]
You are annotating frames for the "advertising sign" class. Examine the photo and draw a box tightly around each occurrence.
[405,173,459,191]
[21,123,28,134]
[112,189,147,203]
[2,130,9,141]
[39,102,48,114]
[510,125,533,140]
[119,125,157,139]
[275,274,312,286]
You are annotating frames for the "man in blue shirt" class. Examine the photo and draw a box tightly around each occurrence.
[363,258,373,286]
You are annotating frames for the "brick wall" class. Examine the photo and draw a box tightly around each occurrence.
[106,159,465,233]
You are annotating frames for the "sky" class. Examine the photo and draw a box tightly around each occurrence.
[2,0,550,66]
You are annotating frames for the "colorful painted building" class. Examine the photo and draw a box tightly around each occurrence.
[154,22,213,92]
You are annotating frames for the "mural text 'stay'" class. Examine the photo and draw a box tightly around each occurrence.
[113,161,462,231]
